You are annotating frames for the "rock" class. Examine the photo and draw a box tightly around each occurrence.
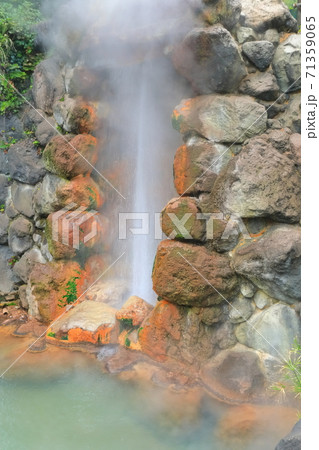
[242,41,275,71]
[35,116,57,146]
[50,300,118,345]
[0,213,9,244]
[115,295,153,328]
[0,246,21,293]
[8,216,34,254]
[235,303,300,358]
[55,174,104,209]
[7,139,46,185]
[28,260,82,322]
[214,321,237,350]
[67,66,100,99]
[239,72,280,100]
[201,136,301,223]
[202,214,241,253]
[289,133,301,167]
[275,420,301,450]
[18,284,28,309]
[272,35,301,93]
[105,346,141,374]
[0,174,9,204]
[32,57,65,114]
[21,107,46,129]
[201,0,242,30]
[161,197,205,241]
[275,93,301,133]
[172,25,246,94]
[13,247,46,283]
[236,27,257,44]
[229,295,255,324]
[11,182,35,218]
[240,280,256,298]
[0,114,24,141]
[232,224,301,304]
[265,128,291,153]
[33,173,66,216]
[240,0,298,32]
[264,29,280,45]
[199,305,224,325]
[202,344,265,399]
[254,290,273,309]
[152,240,238,307]
[53,96,98,134]
[172,95,267,143]
[173,136,232,195]
[43,134,97,179]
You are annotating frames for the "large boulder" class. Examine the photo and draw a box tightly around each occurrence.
[240,0,298,32]
[32,58,65,115]
[35,116,57,146]
[173,136,232,195]
[53,96,98,134]
[8,216,34,255]
[0,246,21,293]
[272,35,301,93]
[172,95,267,143]
[115,295,153,328]
[235,303,300,358]
[172,25,246,94]
[232,224,301,304]
[201,135,301,223]
[152,240,238,307]
[200,0,242,30]
[239,72,280,101]
[43,134,97,179]
[33,173,66,216]
[13,247,46,283]
[7,140,46,185]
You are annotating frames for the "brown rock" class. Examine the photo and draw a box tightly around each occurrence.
[53,96,98,134]
[116,295,153,328]
[56,174,105,209]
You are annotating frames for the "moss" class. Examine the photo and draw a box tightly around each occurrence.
[47,332,56,338]
[61,335,68,340]
[125,337,131,348]
[171,113,183,132]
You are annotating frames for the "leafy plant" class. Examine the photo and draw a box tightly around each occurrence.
[58,271,81,308]
[47,332,56,338]
[8,256,19,266]
[271,339,301,399]
[125,337,131,348]
[0,204,5,212]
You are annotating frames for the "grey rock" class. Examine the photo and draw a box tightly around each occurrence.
[239,72,280,100]
[235,303,300,358]
[173,95,267,143]
[254,290,273,309]
[172,25,246,94]
[232,224,301,304]
[240,280,256,298]
[13,247,46,283]
[200,305,224,326]
[0,151,9,175]
[275,93,301,133]
[52,96,76,132]
[18,284,28,309]
[202,0,242,30]
[242,41,275,71]
[273,35,301,93]
[214,321,237,350]
[240,0,298,33]
[229,295,255,323]
[33,173,66,216]
[236,27,257,44]
[32,58,65,114]
[201,136,301,223]
[264,29,280,45]
[0,213,9,244]
[7,139,46,185]
[8,216,34,255]
[11,182,35,218]
[5,200,19,219]
[275,420,301,450]
[21,107,46,129]
[0,246,21,293]
[0,174,9,204]
[35,116,57,146]
[0,115,24,141]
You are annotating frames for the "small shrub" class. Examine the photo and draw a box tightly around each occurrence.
[58,271,81,308]
[47,332,56,338]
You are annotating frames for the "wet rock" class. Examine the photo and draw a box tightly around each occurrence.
[242,41,275,71]
[0,174,9,203]
[7,139,46,185]
[32,57,65,114]
[240,280,256,298]
[240,0,298,32]
[105,346,141,374]
[172,95,267,143]
[67,66,101,99]
[43,134,97,179]
[13,247,46,283]
[229,295,255,324]
[161,197,205,241]
[0,246,21,293]
[0,213,9,244]
[236,27,257,44]
[239,72,280,100]
[232,224,301,304]
[172,25,246,94]
[53,96,98,134]
[152,240,237,307]
[254,290,273,309]
[235,303,300,358]
[55,174,104,209]
[201,0,242,30]
[202,136,301,223]
[116,296,153,328]
[173,136,232,196]
[8,216,34,254]
[275,420,301,450]
[35,116,57,146]
[11,182,35,218]
[273,35,301,93]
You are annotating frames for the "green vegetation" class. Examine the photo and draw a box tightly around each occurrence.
[0,204,5,212]
[283,0,298,19]
[8,256,19,266]
[61,335,69,341]
[47,332,56,338]
[0,1,43,115]
[271,339,301,400]
[124,337,131,348]
[58,271,81,308]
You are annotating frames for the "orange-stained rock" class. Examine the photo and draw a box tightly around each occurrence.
[116,295,153,328]
[161,197,205,241]
[53,96,99,135]
[43,134,98,179]
[139,300,183,362]
[68,324,114,345]
[56,174,105,210]
[28,261,83,323]
[152,240,238,306]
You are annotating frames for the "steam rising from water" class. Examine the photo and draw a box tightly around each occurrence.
[42,0,196,303]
